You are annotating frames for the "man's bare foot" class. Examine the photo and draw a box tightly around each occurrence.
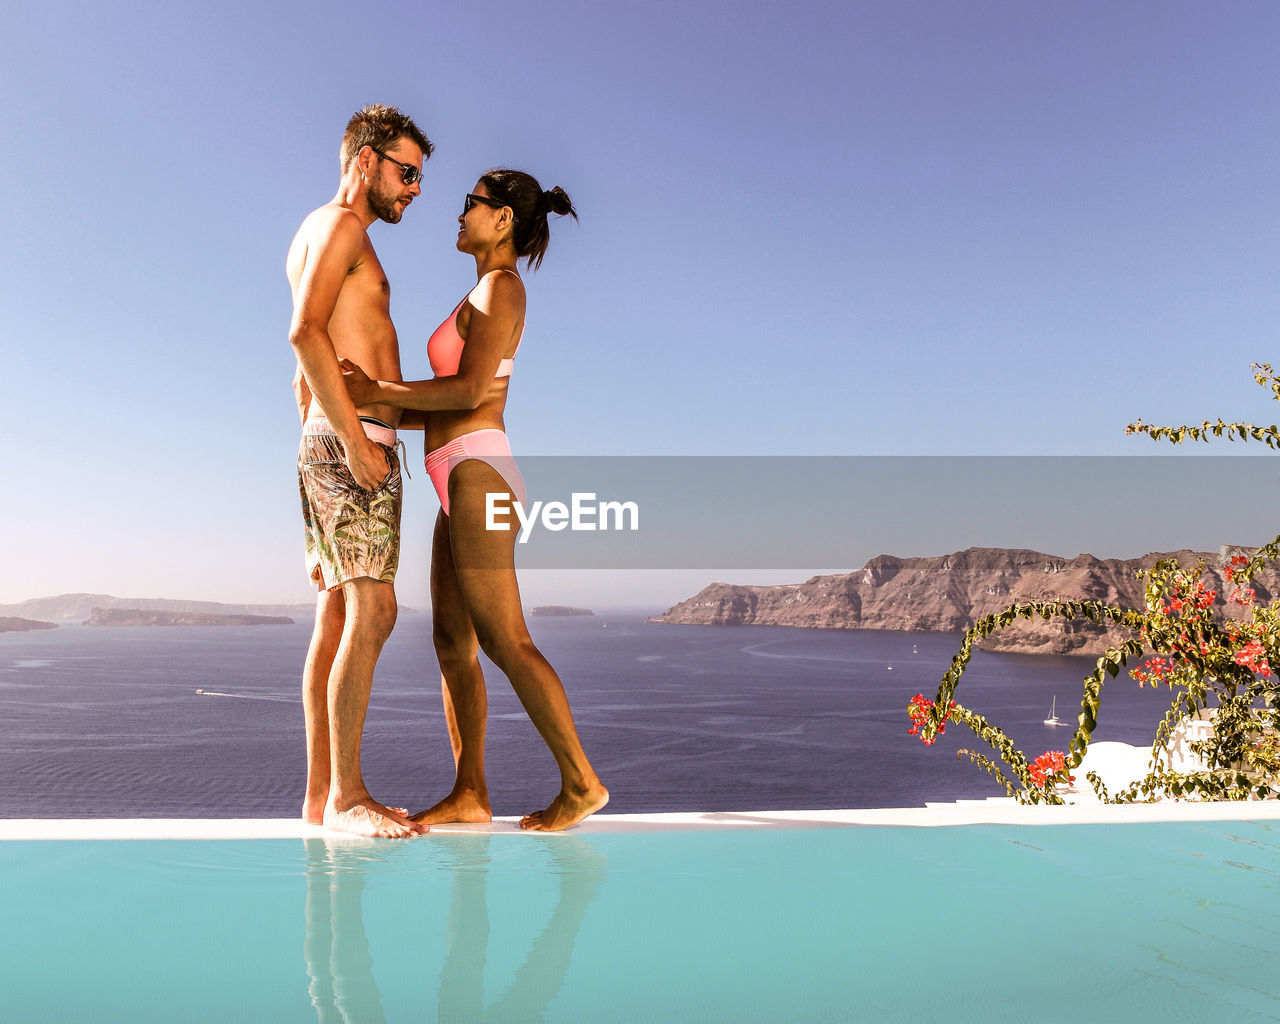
[324,798,429,838]
[519,782,609,832]
[302,793,327,826]
[410,785,492,825]
[305,792,405,827]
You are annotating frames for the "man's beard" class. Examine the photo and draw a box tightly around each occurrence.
[368,179,403,224]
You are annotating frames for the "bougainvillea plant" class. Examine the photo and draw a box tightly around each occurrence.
[908,365,1280,804]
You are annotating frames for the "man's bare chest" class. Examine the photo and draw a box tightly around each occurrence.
[336,251,392,316]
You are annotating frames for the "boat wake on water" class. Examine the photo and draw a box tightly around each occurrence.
[194,689,296,702]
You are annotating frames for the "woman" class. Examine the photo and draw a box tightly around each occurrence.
[343,169,608,831]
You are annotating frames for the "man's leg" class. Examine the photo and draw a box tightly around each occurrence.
[302,587,345,824]
[323,576,425,837]
[412,510,492,824]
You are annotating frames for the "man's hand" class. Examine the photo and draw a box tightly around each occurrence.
[346,435,390,491]
[340,358,380,405]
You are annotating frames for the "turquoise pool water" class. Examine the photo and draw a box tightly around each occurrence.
[3,822,1279,1022]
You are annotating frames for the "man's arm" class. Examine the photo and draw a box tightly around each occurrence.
[292,365,312,426]
[289,210,389,489]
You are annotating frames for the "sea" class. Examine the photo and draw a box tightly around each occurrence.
[0,613,1174,819]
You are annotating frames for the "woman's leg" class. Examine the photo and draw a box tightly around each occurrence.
[446,459,608,830]
[412,508,493,824]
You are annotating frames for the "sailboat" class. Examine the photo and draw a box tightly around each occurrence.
[1043,697,1063,727]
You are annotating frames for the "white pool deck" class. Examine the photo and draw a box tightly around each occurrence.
[5,741,1279,840]
[4,801,1280,842]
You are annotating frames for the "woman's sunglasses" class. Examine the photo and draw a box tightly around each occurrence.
[463,193,515,220]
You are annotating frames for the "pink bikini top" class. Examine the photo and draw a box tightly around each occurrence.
[427,271,523,378]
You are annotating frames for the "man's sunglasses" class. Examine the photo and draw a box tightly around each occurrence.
[372,148,423,186]
[463,193,515,220]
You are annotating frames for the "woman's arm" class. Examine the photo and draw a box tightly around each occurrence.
[343,363,499,411]
[343,271,524,411]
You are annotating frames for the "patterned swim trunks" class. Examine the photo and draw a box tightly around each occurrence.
[297,417,403,590]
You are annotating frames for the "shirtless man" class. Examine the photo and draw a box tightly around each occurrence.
[287,104,433,838]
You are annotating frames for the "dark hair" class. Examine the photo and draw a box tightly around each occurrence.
[340,104,434,172]
[478,168,577,270]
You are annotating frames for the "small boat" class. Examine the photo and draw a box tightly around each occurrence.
[1043,697,1063,727]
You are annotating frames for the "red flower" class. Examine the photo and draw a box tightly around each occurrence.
[1028,750,1074,789]
[1234,639,1272,677]
[907,694,954,745]
[1131,657,1174,687]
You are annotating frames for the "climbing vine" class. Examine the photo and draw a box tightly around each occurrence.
[909,365,1280,803]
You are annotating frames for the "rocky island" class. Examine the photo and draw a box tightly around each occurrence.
[84,608,294,627]
[0,594,316,622]
[0,617,58,633]
[650,546,1277,655]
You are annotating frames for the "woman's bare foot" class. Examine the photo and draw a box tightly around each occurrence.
[324,798,429,838]
[520,782,609,831]
[410,785,492,825]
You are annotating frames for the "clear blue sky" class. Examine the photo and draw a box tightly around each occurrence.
[1,1,1277,608]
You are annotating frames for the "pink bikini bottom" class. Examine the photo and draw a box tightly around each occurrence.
[425,428,526,517]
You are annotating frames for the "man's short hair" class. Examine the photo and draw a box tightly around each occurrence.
[340,104,434,172]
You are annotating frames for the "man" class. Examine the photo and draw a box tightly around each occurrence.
[287,104,432,838]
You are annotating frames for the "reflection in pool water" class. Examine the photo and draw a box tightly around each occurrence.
[3,821,1280,1021]
[302,834,605,1022]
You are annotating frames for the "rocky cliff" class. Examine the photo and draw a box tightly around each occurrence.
[649,547,1278,655]
[83,608,294,627]
[0,617,57,633]
[0,594,316,622]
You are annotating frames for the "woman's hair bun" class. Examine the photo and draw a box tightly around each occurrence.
[543,186,576,218]
[480,168,577,269]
